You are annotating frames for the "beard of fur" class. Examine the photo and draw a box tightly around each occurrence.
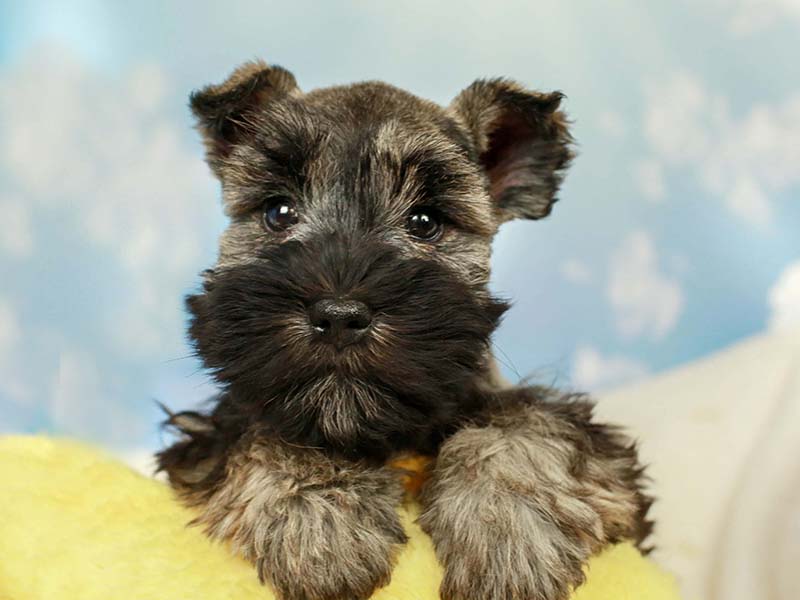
[186,235,508,458]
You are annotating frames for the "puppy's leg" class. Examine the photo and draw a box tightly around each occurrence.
[159,427,407,600]
[418,386,652,600]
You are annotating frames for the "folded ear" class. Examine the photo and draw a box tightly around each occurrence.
[449,79,573,221]
[190,60,299,174]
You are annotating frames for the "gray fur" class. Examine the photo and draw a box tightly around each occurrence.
[418,388,650,600]
[177,431,407,600]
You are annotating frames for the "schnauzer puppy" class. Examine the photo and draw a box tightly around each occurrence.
[157,60,652,600]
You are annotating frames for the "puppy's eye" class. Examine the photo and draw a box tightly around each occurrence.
[406,208,443,241]
[262,198,299,232]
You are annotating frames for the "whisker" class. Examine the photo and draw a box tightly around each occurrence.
[491,341,522,383]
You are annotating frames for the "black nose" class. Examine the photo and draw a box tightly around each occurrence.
[309,299,373,347]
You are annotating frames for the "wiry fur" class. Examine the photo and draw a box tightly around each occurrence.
[449,79,573,221]
[162,424,407,600]
[157,59,652,600]
[418,387,652,600]
[186,236,507,459]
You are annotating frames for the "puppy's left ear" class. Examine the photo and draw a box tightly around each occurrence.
[449,79,573,221]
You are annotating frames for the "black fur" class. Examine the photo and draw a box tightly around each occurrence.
[185,235,507,460]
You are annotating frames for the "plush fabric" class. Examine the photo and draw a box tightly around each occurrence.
[0,436,680,600]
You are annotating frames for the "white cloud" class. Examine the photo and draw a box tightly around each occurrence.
[0,298,30,405]
[560,258,594,285]
[715,0,800,35]
[572,345,650,391]
[0,196,33,258]
[0,47,217,447]
[0,48,217,357]
[727,175,773,228]
[635,159,666,202]
[608,231,685,340]
[49,349,145,440]
[0,297,20,357]
[597,109,627,138]
[50,350,103,436]
[767,260,800,332]
[641,71,800,229]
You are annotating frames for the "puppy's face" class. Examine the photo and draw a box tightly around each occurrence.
[187,61,572,456]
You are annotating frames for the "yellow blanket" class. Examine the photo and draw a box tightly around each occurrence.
[0,436,680,600]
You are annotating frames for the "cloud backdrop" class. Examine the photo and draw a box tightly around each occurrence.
[1,0,798,454]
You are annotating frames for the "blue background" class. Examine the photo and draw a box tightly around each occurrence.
[1,0,798,456]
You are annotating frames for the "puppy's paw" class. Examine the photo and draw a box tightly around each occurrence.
[191,438,408,600]
[419,488,588,600]
[418,394,652,600]
[255,491,407,600]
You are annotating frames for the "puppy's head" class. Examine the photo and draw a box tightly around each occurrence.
[187,60,572,456]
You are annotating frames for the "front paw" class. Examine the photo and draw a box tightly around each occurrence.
[419,489,588,600]
[257,505,406,600]
[188,437,410,600]
[254,483,408,600]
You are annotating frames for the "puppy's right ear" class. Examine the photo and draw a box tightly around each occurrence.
[190,60,299,174]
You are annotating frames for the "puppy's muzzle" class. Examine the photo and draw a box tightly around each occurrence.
[309,298,373,348]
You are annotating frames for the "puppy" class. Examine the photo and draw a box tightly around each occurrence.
[157,60,652,600]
